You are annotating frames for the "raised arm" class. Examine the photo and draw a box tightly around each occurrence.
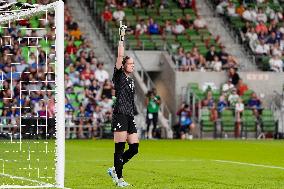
[116,21,127,69]
[116,41,124,69]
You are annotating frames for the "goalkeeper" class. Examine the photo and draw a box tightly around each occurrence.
[107,21,139,187]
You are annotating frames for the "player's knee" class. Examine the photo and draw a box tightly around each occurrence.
[129,143,139,155]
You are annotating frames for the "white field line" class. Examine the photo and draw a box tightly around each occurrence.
[212,159,284,170]
[0,173,71,189]
[67,159,284,170]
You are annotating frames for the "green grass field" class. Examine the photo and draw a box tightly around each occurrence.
[65,140,284,189]
[1,139,284,188]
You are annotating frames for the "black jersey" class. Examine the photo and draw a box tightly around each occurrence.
[112,66,138,116]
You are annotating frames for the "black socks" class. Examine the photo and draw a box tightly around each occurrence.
[114,142,139,179]
[122,143,139,165]
[114,142,125,179]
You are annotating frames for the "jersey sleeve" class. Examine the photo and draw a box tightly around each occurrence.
[112,66,123,83]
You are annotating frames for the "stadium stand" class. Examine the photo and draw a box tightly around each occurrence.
[210,0,284,72]
[0,0,114,139]
[93,0,241,71]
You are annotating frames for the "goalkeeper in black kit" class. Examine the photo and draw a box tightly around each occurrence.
[107,21,139,187]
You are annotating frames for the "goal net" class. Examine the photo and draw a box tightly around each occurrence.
[0,1,65,188]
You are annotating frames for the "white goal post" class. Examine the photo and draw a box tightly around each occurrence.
[0,1,65,188]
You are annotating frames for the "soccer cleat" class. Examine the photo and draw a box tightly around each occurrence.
[107,167,118,184]
[117,178,130,187]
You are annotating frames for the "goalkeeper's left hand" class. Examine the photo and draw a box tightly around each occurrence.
[119,21,127,42]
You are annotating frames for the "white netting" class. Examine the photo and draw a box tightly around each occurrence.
[0,1,64,188]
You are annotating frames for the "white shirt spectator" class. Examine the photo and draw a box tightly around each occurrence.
[271,46,282,57]
[246,30,258,42]
[255,43,270,54]
[194,17,206,29]
[172,23,185,34]
[228,92,239,106]
[113,10,125,22]
[269,56,283,72]
[235,102,244,112]
[256,12,267,23]
[212,60,222,71]
[136,22,147,35]
[222,82,234,94]
[95,68,109,83]
[242,9,257,22]
[227,4,238,17]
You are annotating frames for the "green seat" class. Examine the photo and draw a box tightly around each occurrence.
[142,40,156,50]
[261,116,276,132]
[242,116,257,134]
[212,90,221,101]
[221,116,235,132]
[201,119,215,132]
[243,109,253,117]
[221,110,233,117]
[262,109,273,117]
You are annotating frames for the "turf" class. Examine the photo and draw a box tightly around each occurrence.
[1,139,284,188]
[65,140,284,189]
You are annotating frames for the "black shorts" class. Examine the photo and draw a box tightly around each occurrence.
[180,126,189,134]
[112,113,137,134]
[146,112,158,127]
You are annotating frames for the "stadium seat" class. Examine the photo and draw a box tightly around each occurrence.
[200,108,216,138]
[261,110,276,135]
[242,116,257,138]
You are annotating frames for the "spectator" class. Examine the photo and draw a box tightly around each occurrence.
[180,14,193,29]
[101,6,113,22]
[228,67,240,86]
[177,103,195,140]
[95,63,109,85]
[222,78,234,96]
[178,0,192,9]
[135,19,147,36]
[101,80,114,100]
[172,19,185,35]
[206,45,217,62]
[254,39,270,55]
[174,47,185,65]
[256,8,267,23]
[211,55,222,71]
[180,52,196,71]
[228,88,239,107]
[236,79,248,96]
[247,92,262,117]
[218,46,229,65]
[269,55,283,72]
[145,89,161,139]
[255,21,268,34]
[193,15,206,30]
[163,20,173,35]
[202,91,214,108]
[217,95,228,113]
[245,27,258,43]
[242,6,257,22]
[226,2,238,17]
[223,55,238,69]
[266,32,279,46]
[210,102,218,123]
[235,97,244,137]
[148,17,160,34]
[112,6,125,23]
